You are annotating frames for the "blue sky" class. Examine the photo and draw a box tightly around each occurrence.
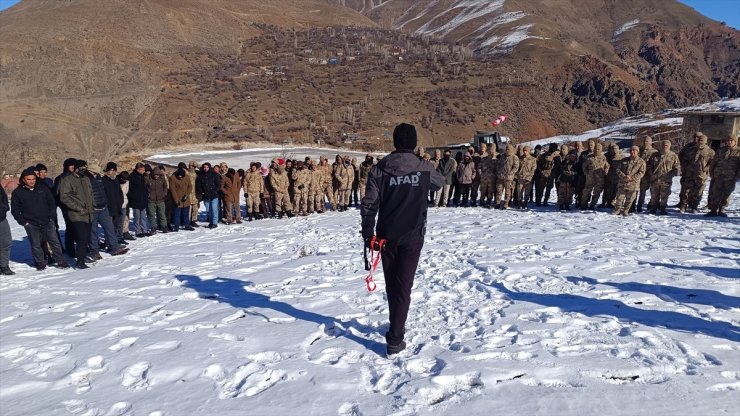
[0,0,737,28]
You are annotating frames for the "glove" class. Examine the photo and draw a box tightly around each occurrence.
[361,227,374,249]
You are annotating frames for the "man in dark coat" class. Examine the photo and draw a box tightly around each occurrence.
[102,162,125,243]
[11,168,69,270]
[127,163,150,237]
[361,123,444,356]
[196,162,221,228]
[0,189,13,274]
[88,170,128,259]
[58,160,95,268]
[53,158,77,254]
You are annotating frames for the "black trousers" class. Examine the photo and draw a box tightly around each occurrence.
[69,221,92,263]
[61,209,76,255]
[381,237,424,346]
[24,220,65,266]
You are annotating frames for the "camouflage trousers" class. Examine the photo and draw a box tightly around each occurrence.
[707,177,736,211]
[613,185,639,214]
[535,174,555,204]
[321,184,336,210]
[246,193,260,214]
[336,189,351,206]
[307,192,323,213]
[684,176,708,210]
[515,180,533,207]
[190,201,199,222]
[557,182,575,206]
[678,174,690,206]
[479,179,496,204]
[293,191,309,213]
[359,179,368,200]
[582,176,605,207]
[648,178,672,209]
[274,192,292,213]
[471,178,481,205]
[637,176,651,209]
[602,177,619,207]
[495,179,515,207]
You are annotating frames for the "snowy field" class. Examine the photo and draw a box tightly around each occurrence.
[149,147,378,169]
[1,180,739,416]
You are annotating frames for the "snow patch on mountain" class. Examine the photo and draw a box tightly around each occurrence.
[614,19,640,37]
[415,0,506,37]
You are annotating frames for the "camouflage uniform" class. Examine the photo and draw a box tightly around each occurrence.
[335,156,353,210]
[557,151,579,210]
[612,147,646,216]
[358,155,373,200]
[682,135,715,213]
[535,144,559,205]
[495,145,520,209]
[581,143,610,209]
[270,166,292,215]
[515,148,537,209]
[602,144,624,207]
[318,158,336,211]
[647,141,680,214]
[471,148,482,207]
[707,136,740,216]
[291,164,310,215]
[243,167,264,219]
[677,138,698,208]
[574,141,590,208]
[636,136,659,212]
[478,152,498,208]
[187,161,199,223]
[307,163,324,213]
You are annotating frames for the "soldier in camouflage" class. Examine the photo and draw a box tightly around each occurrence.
[681,134,715,213]
[635,136,659,212]
[612,146,646,216]
[478,150,498,208]
[291,161,310,215]
[706,135,740,217]
[318,156,337,211]
[495,144,520,209]
[646,140,680,215]
[677,133,700,209]
[581,142,610,210]
[515,146,537,209]
[535,143,559,206]
[602,143,624,208]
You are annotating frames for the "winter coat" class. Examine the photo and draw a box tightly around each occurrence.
[270,169,290,194]
[58,173,94,223]
[617,156,646,190]
[361,150,444,246]
[517,154,537,181]
[146,168,168,203]
[558,159,578,186]
[127,171,148,210]
[187,168,199,202]
[243,170,265,194]
[583,150,610,180]
[648,150,680,182]
[436,157,457,185]
[685,144,715,180]
[169,173,193,208]
[479,156,498,183]
[0,190,8,222]
[88,174,109,210]
[291,168,310,193]
[309,169,323,193]
[640,142,659,182]
[196,170,221,200]
[319,163,333,187]
[709,145,740,180]
[496,146,520,182]
[11,183,57,227]
[456,159,476,185]
[359,161,373,183]
[537,152,558,178]
[220,173,241,203]
[102,174,124,215]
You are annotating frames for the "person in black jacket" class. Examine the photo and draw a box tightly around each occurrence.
[196,162,221,229]
[87,171,128,259]
[0,189,13,275]
[102,162,125,243]
[127,163,150,237]
[53,158,77,254]
[11,168,69,270]
[361,123,444,356]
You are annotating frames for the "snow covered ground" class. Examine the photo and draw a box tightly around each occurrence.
[1,179,739,415]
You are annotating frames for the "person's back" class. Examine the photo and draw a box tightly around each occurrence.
[361,123,443,356]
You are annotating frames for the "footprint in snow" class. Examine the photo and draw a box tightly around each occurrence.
[121,361,150,390]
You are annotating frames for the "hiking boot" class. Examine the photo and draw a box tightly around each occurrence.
[659,208,668,215]
[678,205,686,214]
[705,210,718,217]
[56,261,71,269]
[184,226,195,231]
[208,224,218,229]
[110,247,128,256]
[75,261,89,269]
[190,222,200,228]
[1,267,15,275]
[123,232,136,241]
[35,262,47,271]
[386,341,407,356]
[91,252,103,261]
[718,211,728,217]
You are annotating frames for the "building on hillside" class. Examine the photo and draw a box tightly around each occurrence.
[677,110,740,150]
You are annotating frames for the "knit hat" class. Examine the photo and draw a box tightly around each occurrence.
[105,162,117,172]
[177,162,187,170]
[74,160,88,170]
[21,167,36,178]
[35,163,48,172]
[63,158,77,171]
[175,168,186,178]
[393,123,417,150]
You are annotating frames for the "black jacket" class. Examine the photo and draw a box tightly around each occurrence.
[11,184,57,227]
[196,170,222,200]
[127,171,148,210]
[361,150,444,245]
[103,175,124,215]
[88,174,109,210]
[0,190,8,222]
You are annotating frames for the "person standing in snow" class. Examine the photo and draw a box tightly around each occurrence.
[706,135,740,217]
[360,123,444,356]
[612,146,646,217]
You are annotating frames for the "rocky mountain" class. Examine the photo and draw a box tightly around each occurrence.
[0,0,737,173]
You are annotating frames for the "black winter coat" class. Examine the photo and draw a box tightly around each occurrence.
[0,190,8,222]
[11,184,57,227]
[361,150,444,245]
[88,174,109,209]
[103,175,124,216]
[127,171,148,210]
[196,170,221,200]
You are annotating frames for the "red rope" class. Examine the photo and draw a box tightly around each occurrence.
[365,236,385,292]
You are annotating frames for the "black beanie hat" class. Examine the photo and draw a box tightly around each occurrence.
[175,168,186,178]
[63,158,77,170]
[177,162,187,170]
[393,123,417,150]
[74,159,88,170]
[21,167,37,178]
[105,162,117,172]
[35,163,48,172]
